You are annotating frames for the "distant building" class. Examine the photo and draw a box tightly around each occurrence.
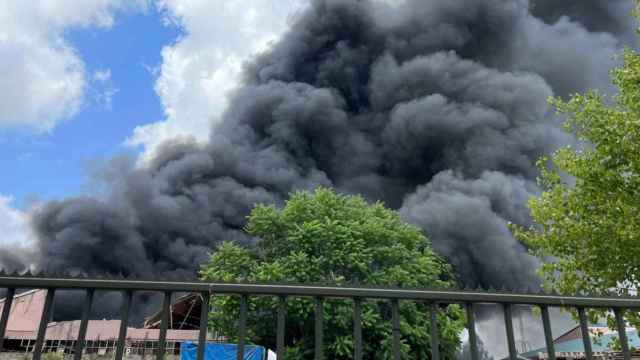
[0,290,221,356]
[519,323,640,360]
[144,293,203,331]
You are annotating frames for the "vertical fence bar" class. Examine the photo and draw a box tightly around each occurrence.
[115,290,133,360]
[237,294,248,360]
[430,303,440,360]
[614,308,630,360]
[73,289,94,360]
[157,291,172,360]
[277,296,286,359]
[391,299,401,360]
[197,292,210,360]
[503,304,517,360]
[0,287,15,352]
[353,298,363,360]
[540,305,556,360]
[33,288,56,360]
[315,297,324,360]
[466,303,479,360]
[577,307,593,360]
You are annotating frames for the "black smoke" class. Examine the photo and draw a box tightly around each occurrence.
[2,0,636,296]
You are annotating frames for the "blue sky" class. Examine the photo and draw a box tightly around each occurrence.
[0,7,178,208]
[0,0,305,246]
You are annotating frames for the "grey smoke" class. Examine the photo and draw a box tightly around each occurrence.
[471,305,575,359]
[530,0,638,44]
[401,170,542,288]
[1,0,636,308]
[460,335,494,360]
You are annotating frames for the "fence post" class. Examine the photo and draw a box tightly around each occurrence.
[315,297,324,360]
[73,289,94,360]
[277,296,286,359]
[353,298,363,360]
[577,307,593,360]
[430,303,440,360]
[115,290,133,360]
[391,299,401,360]
[33,289,56,360]
[237,294,248,360]
[503,304,517,360]
[0,288,15,352]
[466,303,478,360]
[614,308,630,360]
[540,305,556,360]
[197,292,210,360]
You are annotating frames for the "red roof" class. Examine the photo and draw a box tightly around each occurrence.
[1,290,199,342]
[0,289,45,334]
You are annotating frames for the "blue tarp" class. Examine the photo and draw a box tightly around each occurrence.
[181,341,265,360]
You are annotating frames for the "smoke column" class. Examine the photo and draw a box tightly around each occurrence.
[0,0,636,313]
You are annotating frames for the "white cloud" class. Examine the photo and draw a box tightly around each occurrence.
[92,68,119,109]
[0,1,148,132]
[127,0,308,161]
[93,69,113,83]
[0,195,33,248]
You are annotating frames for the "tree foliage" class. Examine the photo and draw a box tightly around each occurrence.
[512,47,640,325]
[200,188,464,359]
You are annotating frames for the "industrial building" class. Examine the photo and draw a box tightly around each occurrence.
[0,289,218,356]
[519,323,640,360]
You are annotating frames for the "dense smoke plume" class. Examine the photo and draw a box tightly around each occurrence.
[1,0,636,296]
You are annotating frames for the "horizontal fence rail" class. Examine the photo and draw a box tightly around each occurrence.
[0,274,639,360]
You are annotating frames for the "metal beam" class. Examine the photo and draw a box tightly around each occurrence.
[0,275,638,307]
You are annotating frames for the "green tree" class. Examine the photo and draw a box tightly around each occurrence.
[200,188,464,359]
[511,44,640,325]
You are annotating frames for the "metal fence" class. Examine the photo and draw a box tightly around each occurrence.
[0,274,639,360]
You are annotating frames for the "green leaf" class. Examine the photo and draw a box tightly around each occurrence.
[201,187,464,359]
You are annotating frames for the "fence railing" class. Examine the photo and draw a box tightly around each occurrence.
[0,274,639,360]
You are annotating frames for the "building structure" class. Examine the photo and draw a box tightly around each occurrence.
[0,290,218,356]
[144,293,203,330]
[519,323,640,360]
